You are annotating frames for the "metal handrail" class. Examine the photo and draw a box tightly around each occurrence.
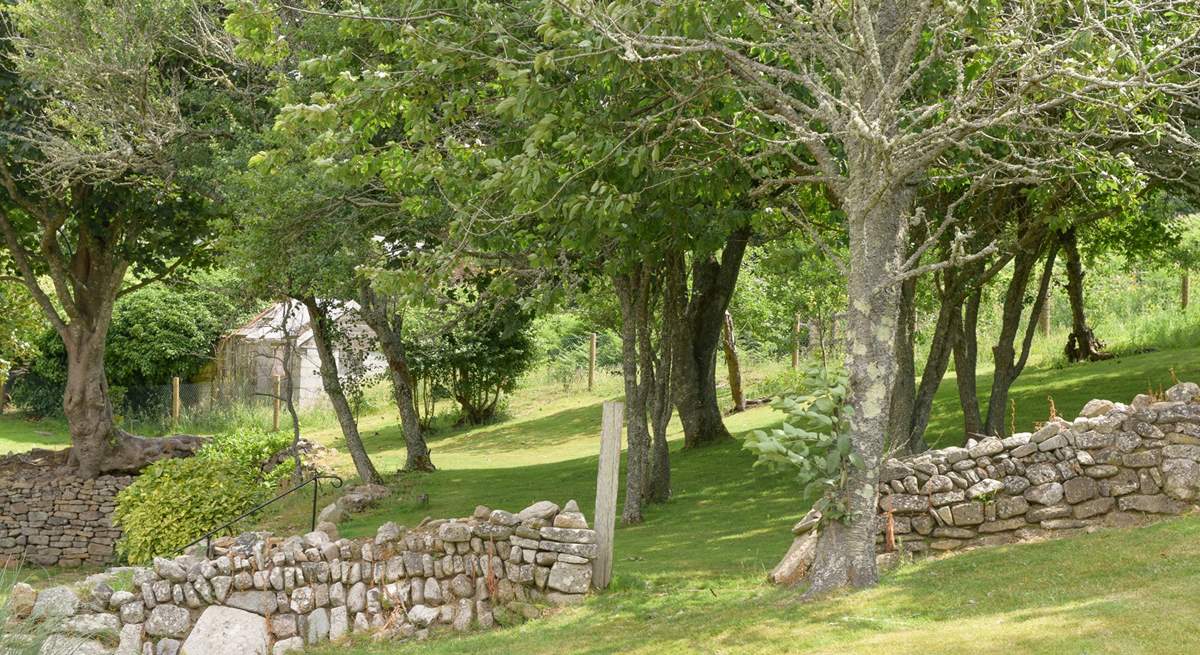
[175,473,344,559]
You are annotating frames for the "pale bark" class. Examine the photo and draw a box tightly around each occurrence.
[806,185,911,596]
[613,268,653,525]
[301,297,383,485]
[1062,227,1111,362]
[887,277,917,452]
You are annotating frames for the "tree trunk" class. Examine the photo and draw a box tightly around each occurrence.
[668,226,751,448]
[357,284,434,472]
[984,236,1057,436]
[887,276,917,453]
[721,311,745,413]
[954,287,984,436]
[613,269,653,525]
[1038,294,1051,337]
[301,297,382,485]
[647,258,678,504]
[805,186,910,596]
[1062,227,1110,362]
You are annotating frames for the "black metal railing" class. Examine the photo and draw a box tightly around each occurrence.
[175,473,343,558]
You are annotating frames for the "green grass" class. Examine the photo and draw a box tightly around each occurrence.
[0,411,68,456]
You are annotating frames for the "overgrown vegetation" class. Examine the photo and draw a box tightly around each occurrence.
[114,428,293,563]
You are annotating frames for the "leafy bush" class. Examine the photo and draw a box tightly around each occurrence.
[114,428,295,564]
[10,271,251,418]
[740,364,863,523]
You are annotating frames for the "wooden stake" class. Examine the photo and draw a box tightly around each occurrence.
[593,400,623,590]
[588,332,597,391]
[273,374,282,431]
[171,376,181,426]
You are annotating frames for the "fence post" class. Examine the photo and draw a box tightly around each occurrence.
[588,332,597,391]
[171,377,181,426]
[593,400,622,590]
[273,375,282,431]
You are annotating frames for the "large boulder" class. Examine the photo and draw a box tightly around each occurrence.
[181,606,269,655]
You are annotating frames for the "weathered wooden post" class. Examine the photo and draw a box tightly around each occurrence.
[273,374,282,431]
[171,376,181,426]
[593,400,622,590]
[588,332,597,391]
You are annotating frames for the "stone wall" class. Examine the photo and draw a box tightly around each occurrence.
[874,382,1200,555]
[0,471,131,568]
[13,498,597,655]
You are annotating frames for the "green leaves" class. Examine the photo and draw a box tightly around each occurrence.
[739,363,862,524]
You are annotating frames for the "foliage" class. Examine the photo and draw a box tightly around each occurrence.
[114,427,293,563]
[0,274,42,382]
[9,274,251,417]
[407,290,537,425]
[741,364,862,522]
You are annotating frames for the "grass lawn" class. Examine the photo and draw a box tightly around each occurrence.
[0,411,68,456]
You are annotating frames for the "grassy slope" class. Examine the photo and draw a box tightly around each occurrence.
[0,413,67,455]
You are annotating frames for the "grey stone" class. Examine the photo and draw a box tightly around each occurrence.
[119,601,146,625]
[1002,476,1031,495]
[1024,482,1065,506]
[547,561,592,593]
[375,521,403,546]
[978,517,1027,533]
[306,607,330,644]
[158,638,181,655]
[1073,497,1115,519]
[154,558,188,583]
[115,623,143,655]
[408,604,440,627]
[270,614,297,639]
[966,479,1005,500]
[182,606,269,655]
[329,606,348,641]
[538,527,597,543]
[438,522,473,542]
[537,540,599,558]
[968,437,1004,459]
[1011,443,1038,458]
[146,604,191,638]
[518,500,561,522]
[1166,382,1200,403]
[1063,476,1098,504]
[1038,434,1069,451]
[63,613,121,639]
[32,586,78,620]
[995,496,1029,519]
[346,582,367,613]
[1163,444,1200,461]
[1118,494,1189,514]
[1163,458,1200,500]
[39,635,110,655]
[225,591,277,616]
[317,503,346,524]
[1025,463,1060,485]
[880,459,914,482]
[1079,399,1115,418]
[949,502,984,526]
[1084,465,1120,478]
[272,637,304,655]
[1076,432,1114,450]
[884,494,928,513]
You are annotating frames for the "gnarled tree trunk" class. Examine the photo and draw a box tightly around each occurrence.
[301,297,382,485]
[667,225,751,448]
[357,284,434,472]
[1061,226,1110,362]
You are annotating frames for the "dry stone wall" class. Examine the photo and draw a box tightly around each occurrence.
[12,498,597,655]
[875,382,1200,554]
[0,471,131,568]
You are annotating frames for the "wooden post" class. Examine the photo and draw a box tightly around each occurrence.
[593,400,623,590]
[588,332,597,391]
[791,314,801,370]
[273,374,282,431]
[171,376,181,426]
[722,311,745,412]
[1183,270,1190,310]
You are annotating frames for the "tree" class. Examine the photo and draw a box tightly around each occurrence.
[581,0,1200,594]
[0,0,257,475]
[0,272,42,412]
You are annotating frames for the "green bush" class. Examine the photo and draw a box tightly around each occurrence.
[114,428,295,564]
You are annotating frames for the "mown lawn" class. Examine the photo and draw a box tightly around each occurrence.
[0,412,67,456]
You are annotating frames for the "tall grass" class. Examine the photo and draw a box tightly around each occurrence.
[0,562,63,655]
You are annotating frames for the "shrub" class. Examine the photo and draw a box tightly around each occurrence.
[114,428,295,564]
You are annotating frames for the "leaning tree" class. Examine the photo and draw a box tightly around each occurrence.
[576,0,1200,594]
[0,0,264,476]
